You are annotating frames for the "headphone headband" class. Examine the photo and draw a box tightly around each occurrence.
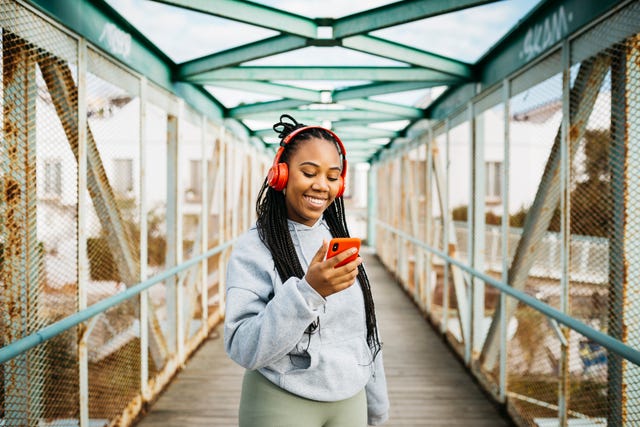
[273,125,348,174]
[268,125,348,197]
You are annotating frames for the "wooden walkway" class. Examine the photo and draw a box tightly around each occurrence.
[135,249,513,426]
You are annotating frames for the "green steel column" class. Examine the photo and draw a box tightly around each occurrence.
[1,30,42,427]
[367,164,377,248]
[442,119,451,335]
[166,113,179,354]
[77,38,89,427]
[609,32,640,425]
[608,38,626,427]
[471,101,486,360]
[558,39,571,427]
[622,32,640,422]
[424,131,433,312]
[139,76,150,401]
[499,79,510,403]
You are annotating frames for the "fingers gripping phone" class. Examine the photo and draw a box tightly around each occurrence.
[326,237,361,268]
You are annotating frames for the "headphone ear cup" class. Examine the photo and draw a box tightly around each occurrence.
[336,176,345,198]
[268,163,288,191]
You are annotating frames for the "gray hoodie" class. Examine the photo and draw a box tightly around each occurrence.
[224,218,389,425]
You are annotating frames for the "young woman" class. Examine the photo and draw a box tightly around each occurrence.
[224,114,389,426]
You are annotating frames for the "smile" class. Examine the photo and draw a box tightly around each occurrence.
[304,195,326,207]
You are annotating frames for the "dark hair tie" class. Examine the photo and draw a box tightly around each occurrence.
[273,114,306,146]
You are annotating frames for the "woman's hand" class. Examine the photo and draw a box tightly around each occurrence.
[304,240,362,298]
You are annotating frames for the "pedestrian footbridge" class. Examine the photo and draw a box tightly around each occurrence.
[1,1,640,426]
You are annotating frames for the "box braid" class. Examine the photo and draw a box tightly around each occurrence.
[255,114,382,360]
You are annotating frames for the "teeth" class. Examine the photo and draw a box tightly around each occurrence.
[306,196,325,206]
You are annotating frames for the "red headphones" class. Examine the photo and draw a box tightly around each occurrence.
[267,126,348,198]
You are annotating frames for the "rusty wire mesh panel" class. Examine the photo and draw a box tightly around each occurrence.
[1,1,81,425]
[427,131,447,328]
[565,3,640,424]
[403,147,421,294]
[206,134,223,316]
[374,159,395,270]
[389,156,401,275]
[505,297,563,426]
[478,101,506,312]
[474,100,507,387]
[179,110,205,342]
[143,93,170,377]
[500,52,564,426]
[85,47,141,422]
[445,117,470,350]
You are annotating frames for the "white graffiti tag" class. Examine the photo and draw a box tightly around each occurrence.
[520,6,572,62]
[99,23,132,59]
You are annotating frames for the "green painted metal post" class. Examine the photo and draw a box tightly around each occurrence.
[367,164,377,248]
[166,113,179,354]
[139,76,150,401]
[619,31,640,424]
[471,101,486,360]
[608,35,626,427]
[77,38,89,427]
[442,119,451,335]
[499,78,510,403]
[558,39,571,427]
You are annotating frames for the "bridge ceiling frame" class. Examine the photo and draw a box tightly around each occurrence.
[27,0,629,163]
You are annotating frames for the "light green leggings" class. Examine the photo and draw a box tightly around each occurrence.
[239,369,367,427]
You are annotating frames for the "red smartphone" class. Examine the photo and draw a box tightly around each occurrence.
[326,237,361,268]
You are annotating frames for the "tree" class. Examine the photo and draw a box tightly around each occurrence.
[549,129,611,237]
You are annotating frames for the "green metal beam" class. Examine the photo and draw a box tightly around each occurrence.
[28,0,173,88]
[229,99,309,117]
[177,35,308,78]
[332,119,393,128]
[331,128,400,139]
[239,109,407,123]
[333,81,449,101]
[338,99,423,118]
[430,0,628,119]
[340,140,389,149]
[477,0,626,85]
[425,83,476,120]
[342,145,386,153]
[333,0,501,39]
[343,35,472,78]
[26,0,227,122]
[185,66,458,82]
[206,80,322,102]
[150,0,318,38]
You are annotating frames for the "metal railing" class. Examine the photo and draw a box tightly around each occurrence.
[0,241,234,365]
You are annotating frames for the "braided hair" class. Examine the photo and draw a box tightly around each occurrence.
[256,114,382,360]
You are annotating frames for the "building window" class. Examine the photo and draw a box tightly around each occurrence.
[486,161,503,202]
[44,160,62,198]
[113,158,134,196]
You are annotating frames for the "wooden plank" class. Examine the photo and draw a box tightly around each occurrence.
[136,248,513,426]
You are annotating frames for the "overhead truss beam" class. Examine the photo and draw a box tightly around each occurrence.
[185,66,464,82]
[150,0,318,38]
[332,0,501,39]
[342,35,472,78]
[177,35,308,78]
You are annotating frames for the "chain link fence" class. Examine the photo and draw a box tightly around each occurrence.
[0,1,269,425]
[374,1,640,425]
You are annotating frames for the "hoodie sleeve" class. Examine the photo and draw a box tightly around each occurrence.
[224,232,326,370]
[366,349,390,425]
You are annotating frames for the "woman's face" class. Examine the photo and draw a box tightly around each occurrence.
[284,137,342,226]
